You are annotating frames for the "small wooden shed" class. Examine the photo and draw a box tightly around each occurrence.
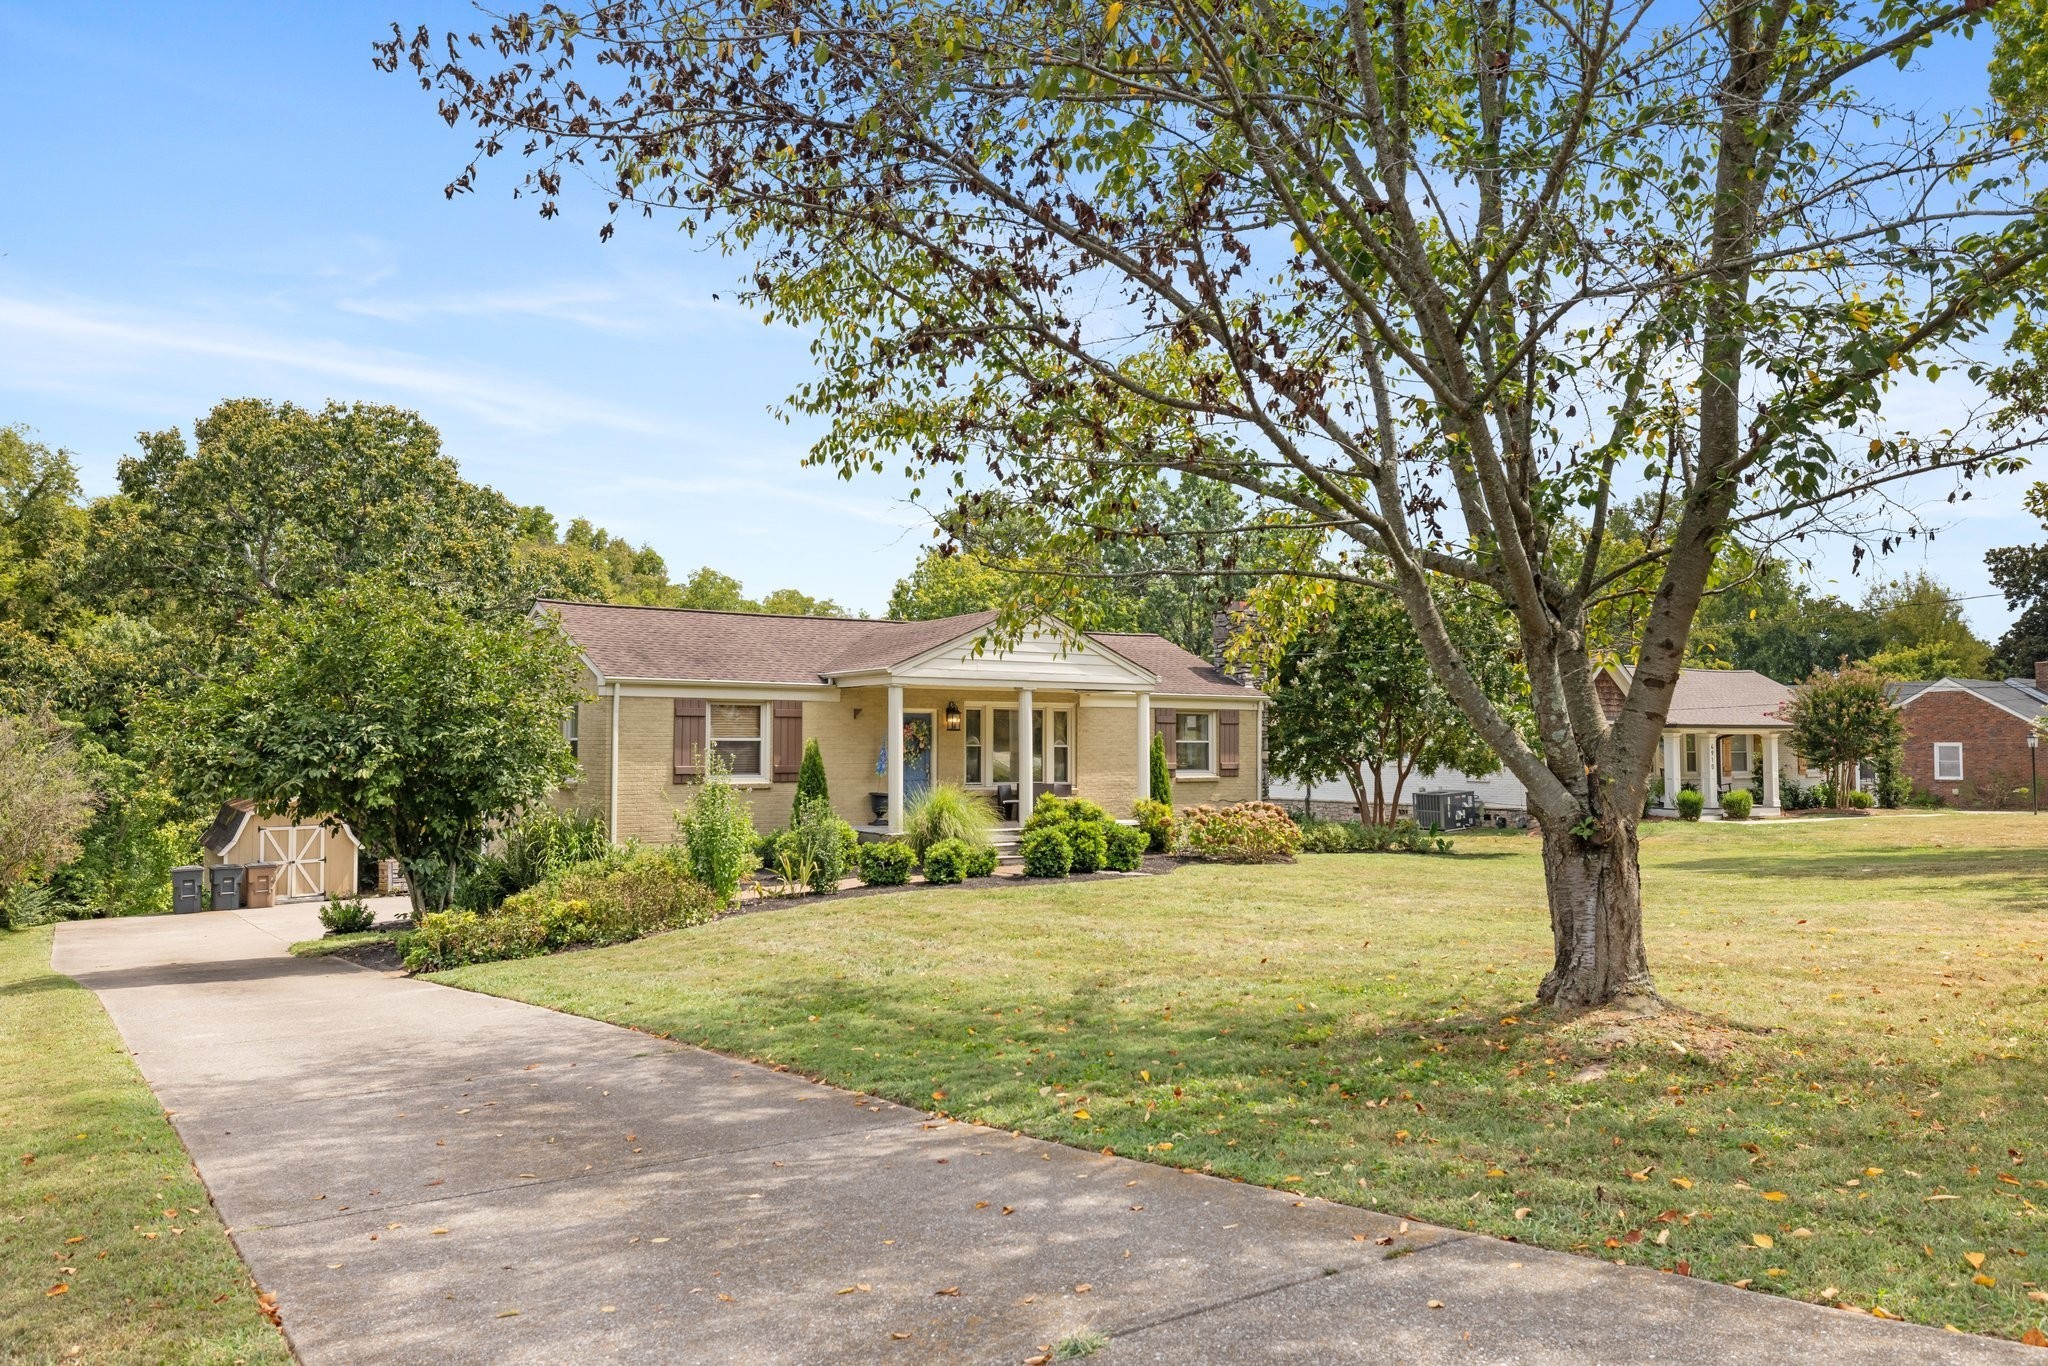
[198,801,361,901]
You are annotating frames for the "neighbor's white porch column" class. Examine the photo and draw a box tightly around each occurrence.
[1763,732,1782,810]
[1017,688,1036,824]
[1701,732,1720,810]
[885,683,905,835]
[1661,731,1681,810]
[1135,691,1153,808]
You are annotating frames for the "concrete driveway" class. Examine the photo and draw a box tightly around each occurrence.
[52,906,2035,1364]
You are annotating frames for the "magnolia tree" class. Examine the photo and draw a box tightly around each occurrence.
[386,0,2048,1006]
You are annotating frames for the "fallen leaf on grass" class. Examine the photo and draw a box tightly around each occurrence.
[1974,1275,1997,1288]
[1871,1307,1902,1321]
[1761,1191,1786,1202]
[1514,1208,1531,1220]
[2020,1328,2048,1348]
[1752,1234,1774,1249]
[1671,1178,1694,1190]
[1964,1252,1986,1270]
[45,1284,68,1297]
[1819,1286,1839,1300]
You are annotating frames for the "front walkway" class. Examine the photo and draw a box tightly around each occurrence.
[52,908,2031,1364]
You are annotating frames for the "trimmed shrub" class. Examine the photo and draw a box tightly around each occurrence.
[1720,788,1754,820]
[674,754,760,905]
[857,839,917,886]
[1019,826,1074,878]
[320,894,375,934]
[1104,823,1149,871]
[902,784,998,858]
[1675,788,1704,821]
[1148,732,1172,805]
[774,795,856,894]
[1846,788,1874,809]
[922,837,971,885]
[1176,802,1302,862]
[1067,821,1108,874]
[964,843,1000,878]
[795,737,829,815]
[1133,798,1175,853]
[403,847,720,972]
[1298,820,1359,853]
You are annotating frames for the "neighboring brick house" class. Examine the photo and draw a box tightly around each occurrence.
[541,600,1265,842]
[1887,667,2048,807]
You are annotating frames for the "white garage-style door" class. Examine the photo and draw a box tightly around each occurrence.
[258,825,327,900]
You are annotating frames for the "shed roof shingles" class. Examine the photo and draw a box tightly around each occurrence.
[540,600,1254,696]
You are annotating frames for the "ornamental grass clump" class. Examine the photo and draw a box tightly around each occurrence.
[1176,802,1302,863]
[900,783,998,859]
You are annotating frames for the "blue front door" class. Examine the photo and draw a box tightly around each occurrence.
[904,713,935,803]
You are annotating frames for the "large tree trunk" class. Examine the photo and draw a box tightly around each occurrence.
[1535,818,1657,1010]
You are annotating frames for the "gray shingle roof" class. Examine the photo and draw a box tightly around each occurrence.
[1890,677,2048,720]
[1613,665,1794,728]
[540,600,1256,695]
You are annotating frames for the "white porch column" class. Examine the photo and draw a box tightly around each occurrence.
[1701,733,1720,810]
[1763,732,1782,810]
[1661,731,1681,810]
[1017,688,1036,824]
[1135,691,1153,809]
[885,683,905,835]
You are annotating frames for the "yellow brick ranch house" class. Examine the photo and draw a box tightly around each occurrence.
[541,600,1266,841]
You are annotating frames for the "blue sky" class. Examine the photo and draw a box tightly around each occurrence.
[0,3,2032,631]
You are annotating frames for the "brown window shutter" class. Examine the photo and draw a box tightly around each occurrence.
[1218,710,1240,776]
[1153,707,1177,770]
[772,700,804,781]
[673,698,708,781]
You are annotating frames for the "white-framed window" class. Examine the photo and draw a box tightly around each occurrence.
[991,708,1016,783]
[1034,709,1071,784]
[1682,733,1698,776]
[1934,743,1964,782]
[710,703,767,779]
[965,709,984,785]
[1729,733,1750,778]
[1176,711,1214,773]
[564,706,580,761]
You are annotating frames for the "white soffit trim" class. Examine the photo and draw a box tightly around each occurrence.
[879,615,1161,688]
[611,682,842,701]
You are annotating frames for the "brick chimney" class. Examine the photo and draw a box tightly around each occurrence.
[2035,660,2048,693]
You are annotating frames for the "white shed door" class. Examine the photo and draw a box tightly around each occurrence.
[258,826,326,900]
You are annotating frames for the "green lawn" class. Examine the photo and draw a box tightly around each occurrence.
[439,812,2048,1341]
[0,926,290,1365]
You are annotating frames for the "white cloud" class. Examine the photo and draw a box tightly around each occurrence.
[0,293,674,438]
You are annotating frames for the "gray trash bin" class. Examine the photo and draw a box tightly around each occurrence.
[171,865,206,914]
[207,864,245,912]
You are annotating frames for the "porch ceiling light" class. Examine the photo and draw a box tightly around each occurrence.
[944,701,963,731]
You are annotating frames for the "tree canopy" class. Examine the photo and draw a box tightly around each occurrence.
[393,0,2048,1006]
[151,581,582,918]
[1264,581,1524,824]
